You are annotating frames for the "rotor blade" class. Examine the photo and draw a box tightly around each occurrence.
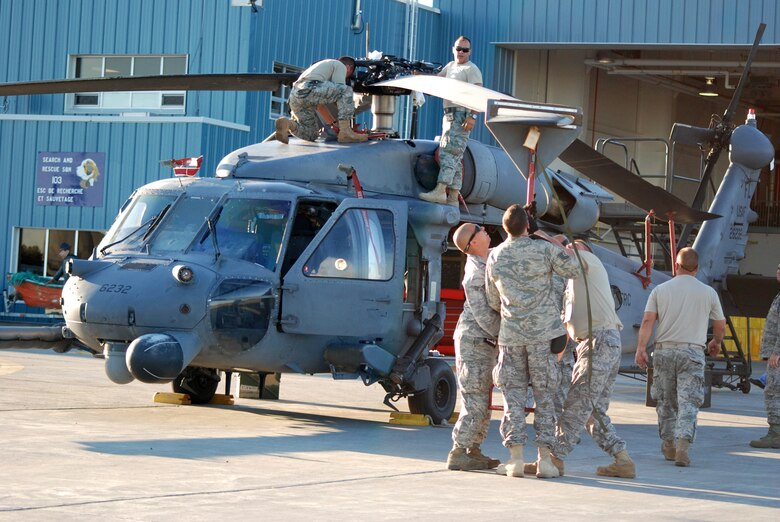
[559,139,719,224]
[485,98,583,175]
[723,23,766,125]
[669,123,716,147]
[0,73,299,96]
[374,76,518,113]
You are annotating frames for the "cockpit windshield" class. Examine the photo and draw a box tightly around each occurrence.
[191,198,291,270]
[148,195,219,253]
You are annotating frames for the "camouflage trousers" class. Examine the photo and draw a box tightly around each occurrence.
[452,336,499,449]
[651,345,706,442]
[553,340,575,418]
[554,329,627,458]
[495,343,559,448]
[437,110,471,191]
[765,362,780,426]
[288,80,355,141]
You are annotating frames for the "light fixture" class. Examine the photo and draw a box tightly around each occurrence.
[699,77,718,97]
[596,51,614,65]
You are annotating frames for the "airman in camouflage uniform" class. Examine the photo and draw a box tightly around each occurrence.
[636,248,725,467]
[419,36,482,206]
[485,206,581,478]
[750,262,780,449]
[549,241,635,478]
[274,57,367,144]
[446,223,501,471]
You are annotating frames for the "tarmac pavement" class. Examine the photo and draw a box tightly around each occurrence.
[0,349,778,521]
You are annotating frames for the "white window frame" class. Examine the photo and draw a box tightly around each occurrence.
[65,55,188,115]
[269,62,303,119]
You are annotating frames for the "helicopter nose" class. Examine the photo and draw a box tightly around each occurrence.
[126,332,201,383]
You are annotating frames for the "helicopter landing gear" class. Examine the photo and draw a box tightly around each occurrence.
[408,358,456,425]
[172,367,220,404]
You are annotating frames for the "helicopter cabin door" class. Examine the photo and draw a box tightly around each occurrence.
[280,198,407,338]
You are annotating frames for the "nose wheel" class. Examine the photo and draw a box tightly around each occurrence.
[407,358,456,425]
[172,367,220,404]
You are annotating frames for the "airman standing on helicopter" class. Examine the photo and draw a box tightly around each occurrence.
[419,36,482,206]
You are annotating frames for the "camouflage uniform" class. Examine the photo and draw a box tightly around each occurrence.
[761,293,780,426]
[289,82,355,141]
[451,255,500,449]
[486,235,581,448]
[652,345,706,441]
[551,273,571,418]
[555,250,627,458]
[553,342,575,418]
[555,329,627,457]
[288,59,356,142]
[646,275,724,443]
[437,60,482,191]
[438,111,471,191]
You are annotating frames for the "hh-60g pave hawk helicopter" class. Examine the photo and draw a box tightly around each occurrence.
[0,25,774,421]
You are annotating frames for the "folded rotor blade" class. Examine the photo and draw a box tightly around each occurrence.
[559,139,719,224]
[374,76,518,113]
[670,123,716,147]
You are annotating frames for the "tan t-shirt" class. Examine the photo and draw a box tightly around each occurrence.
[564,250,623,339]
[645,274,725,346]
[295,59,347,85]
[440,60,482,109]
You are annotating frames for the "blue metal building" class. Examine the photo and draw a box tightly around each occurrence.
[2,0,779,309]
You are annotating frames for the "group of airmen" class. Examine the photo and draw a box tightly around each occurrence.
[447,207,780,478]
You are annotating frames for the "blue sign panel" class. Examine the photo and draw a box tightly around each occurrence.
[36,152,105,207]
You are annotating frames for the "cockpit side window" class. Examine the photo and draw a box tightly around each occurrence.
[303,208,394,280]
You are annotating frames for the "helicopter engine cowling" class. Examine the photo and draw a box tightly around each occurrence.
[126,332,201,383]
[461,140,599,233]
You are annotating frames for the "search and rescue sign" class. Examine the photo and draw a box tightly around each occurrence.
[35,152,105,207]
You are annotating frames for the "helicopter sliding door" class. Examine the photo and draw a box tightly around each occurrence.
[280,198,407,338]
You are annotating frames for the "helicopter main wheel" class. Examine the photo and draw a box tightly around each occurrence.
[172,367,220,404]
[408,358,456,425]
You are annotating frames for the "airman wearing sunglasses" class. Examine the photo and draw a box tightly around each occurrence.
[446,223,501,471]
[420,36,482,206]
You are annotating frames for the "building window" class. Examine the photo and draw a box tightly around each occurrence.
[67,55,187,114]
[14,228,105,277]
[270,62,303,119]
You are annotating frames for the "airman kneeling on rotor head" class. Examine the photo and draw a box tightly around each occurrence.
[275,56,367,144]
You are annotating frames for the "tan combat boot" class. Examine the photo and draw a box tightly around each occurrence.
[661,440,676,461]
[523,454,565,476]
[749,424,780,449]
[446,447,488,471]
[536,446,560,479]
[274,117,298,144]
[596,450,636,478]
[496,444,524,477]
[467,446,500,469]
[446,189,460,207]
[337,120,368,143]
[675,438,691,467]
[419,182,448,204]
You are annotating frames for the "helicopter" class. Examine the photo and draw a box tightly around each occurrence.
[0,25,773,421]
